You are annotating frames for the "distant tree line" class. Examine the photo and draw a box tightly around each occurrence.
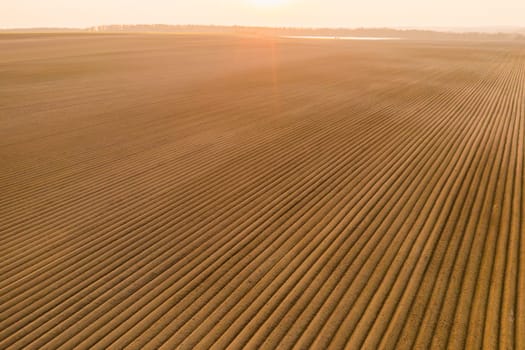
[2,24,524,41]
[85,25,525,41]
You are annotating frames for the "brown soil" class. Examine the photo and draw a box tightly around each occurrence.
[0,33,523,349]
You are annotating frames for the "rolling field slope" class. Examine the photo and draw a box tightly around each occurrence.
[0,33,524,349]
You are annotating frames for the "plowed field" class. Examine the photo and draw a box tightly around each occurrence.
[1,33,524,349]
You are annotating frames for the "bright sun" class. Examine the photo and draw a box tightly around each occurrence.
[249,0,287,7]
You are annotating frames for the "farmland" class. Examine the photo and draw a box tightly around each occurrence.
[0,33,524,349]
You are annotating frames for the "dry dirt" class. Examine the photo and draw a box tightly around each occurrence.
[0,33,524,349]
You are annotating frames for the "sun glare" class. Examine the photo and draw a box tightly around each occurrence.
[249,0,287,8]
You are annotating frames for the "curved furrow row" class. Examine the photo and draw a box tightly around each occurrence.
[107,64,492,348]
[467,54,525,350]
[376,52,518,350]
[0,69,446,348]
[5,70,450,348]
[0,62,454,292]
[0,82,401,243]
[290,53,513,350]
[205,57,502,350]
[130,56,500,350]
[0,78,434,296]
[339,53,520,350]
[378,51,522,350]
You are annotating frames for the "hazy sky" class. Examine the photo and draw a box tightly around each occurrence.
[1,0,524,29]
